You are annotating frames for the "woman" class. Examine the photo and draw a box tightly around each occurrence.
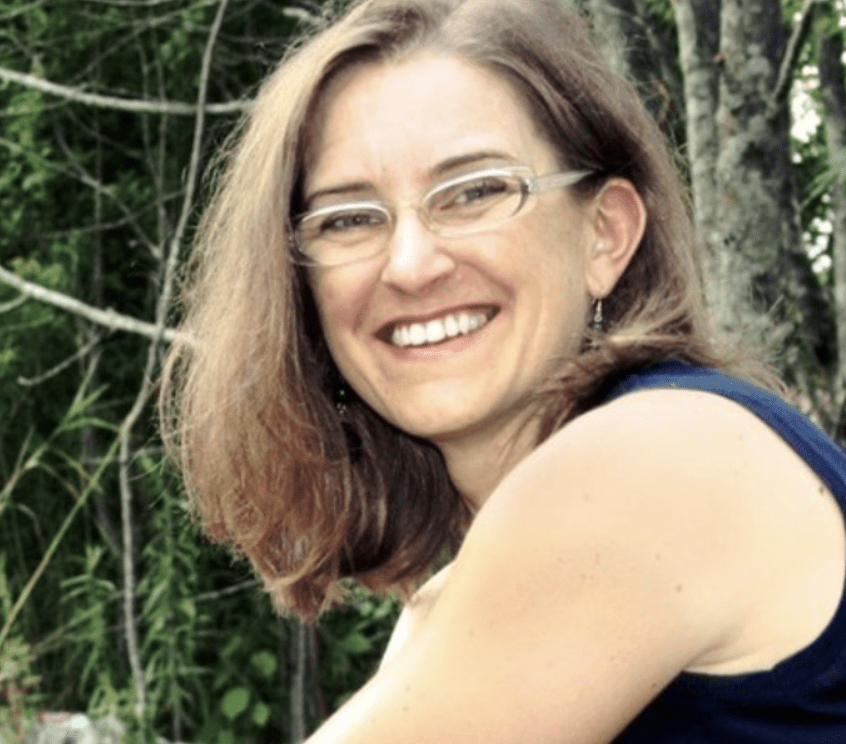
[161,0,846,741]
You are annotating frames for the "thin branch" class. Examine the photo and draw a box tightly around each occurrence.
[767,0,823,120]
[0,432,46,519]
[0,436,121,652]
[0,0,46,22]
[282,7,323,26]
[18,334,101,387]
[75,0,215,6]
[0,66,250,116]
[0,135,157,254]
[0,265,184,343]
[291,621,309,744]
[195,578,258,603]
[12,206,177,243]
[117,0,231,720]
[0,294,27,313]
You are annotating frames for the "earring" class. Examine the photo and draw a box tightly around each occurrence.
[591,297,604,331]
[334,383,349,416]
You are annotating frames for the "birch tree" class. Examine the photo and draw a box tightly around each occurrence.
[614,0,841,404]
[819,3,846,427]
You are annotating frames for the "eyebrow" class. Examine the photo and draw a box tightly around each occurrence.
[431,149,517,175]
[304,149,519,207]
[304,181,373,208]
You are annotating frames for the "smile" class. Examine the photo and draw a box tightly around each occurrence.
[390,309,495,348]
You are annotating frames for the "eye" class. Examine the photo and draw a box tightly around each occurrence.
[455,178,509,205]
[318,207,386,234]
[299,203,390,245]
[431,174,522,217]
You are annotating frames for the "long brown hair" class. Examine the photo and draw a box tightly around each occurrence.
[161,0,761,620]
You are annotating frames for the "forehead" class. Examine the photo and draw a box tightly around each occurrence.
[303,54,558,196]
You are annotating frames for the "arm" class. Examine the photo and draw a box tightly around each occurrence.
[310,389,842,743]
[380,563,453,669]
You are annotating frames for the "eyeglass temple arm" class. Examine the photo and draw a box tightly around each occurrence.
[528,170,594,194]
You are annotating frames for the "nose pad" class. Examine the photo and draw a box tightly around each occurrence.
[379,210,456,294]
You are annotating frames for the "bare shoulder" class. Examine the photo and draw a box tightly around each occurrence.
[464,387,768,624]
[468,385,844,674]
[496,385,826,519]
[479,386,784,535]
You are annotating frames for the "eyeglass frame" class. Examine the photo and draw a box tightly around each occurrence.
[291,165,595,267]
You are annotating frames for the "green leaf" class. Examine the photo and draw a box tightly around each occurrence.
[217,730,235,744]
[250,649,277,680]
[252,701,271,727]
[339,632,372,654]
[220,686,251,721]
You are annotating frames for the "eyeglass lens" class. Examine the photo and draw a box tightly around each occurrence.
[295,170,531,266]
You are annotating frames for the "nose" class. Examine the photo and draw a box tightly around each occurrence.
[379,209,456,294]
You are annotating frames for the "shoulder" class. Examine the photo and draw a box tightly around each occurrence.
[462,385,841,672]
[498,384,810,518]
[443,388,754,661]
[480,385,784,539]
[476,384,827,573]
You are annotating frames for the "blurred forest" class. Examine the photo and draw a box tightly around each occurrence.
[0,0,844,742]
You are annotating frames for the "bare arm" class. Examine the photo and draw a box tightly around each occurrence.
[309,389,844,744]
[380,563,453,670]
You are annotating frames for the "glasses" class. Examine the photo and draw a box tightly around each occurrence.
[292,165,593,266]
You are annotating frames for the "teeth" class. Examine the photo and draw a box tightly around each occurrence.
[409,324,427,346]
[425,320,446,344]
[390,311,492,347]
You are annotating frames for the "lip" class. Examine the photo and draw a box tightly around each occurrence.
[375,304,499,346]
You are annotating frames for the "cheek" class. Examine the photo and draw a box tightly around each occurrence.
[307,273,343,350]
[308,270,368,365]
[521,236,591,344]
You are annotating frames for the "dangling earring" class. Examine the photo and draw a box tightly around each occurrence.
[591,297,604,331]
[334,383,349,416]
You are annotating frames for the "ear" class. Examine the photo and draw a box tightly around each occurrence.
[583,178,646,299]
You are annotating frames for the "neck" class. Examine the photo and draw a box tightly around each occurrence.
[435,412,541,512]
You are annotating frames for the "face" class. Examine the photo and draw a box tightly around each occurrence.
[304,55,596,453]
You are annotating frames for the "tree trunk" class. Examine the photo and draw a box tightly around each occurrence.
[675,0,720,254]
[588,0,654,86]
[712,0,792,330]
[711,0,831,387]
[819,14,846,427]
[588,0,684,130]
[290,621,309,743]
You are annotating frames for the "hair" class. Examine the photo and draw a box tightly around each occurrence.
[160,0,770,620]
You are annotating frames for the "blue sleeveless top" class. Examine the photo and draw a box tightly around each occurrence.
[607,363,846,743]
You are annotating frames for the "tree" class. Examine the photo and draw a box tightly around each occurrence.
[819,1,846,428]
[0,2,355,741]
[605,0,846,410]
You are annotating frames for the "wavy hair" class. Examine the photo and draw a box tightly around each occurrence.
[161,0,761,619]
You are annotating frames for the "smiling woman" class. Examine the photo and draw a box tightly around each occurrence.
[160,1,846,742]
[303,56,619,474]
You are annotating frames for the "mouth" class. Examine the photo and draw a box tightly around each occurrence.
[386,307,498,348]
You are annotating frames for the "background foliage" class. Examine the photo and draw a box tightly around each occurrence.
[0,0,844,742]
